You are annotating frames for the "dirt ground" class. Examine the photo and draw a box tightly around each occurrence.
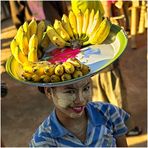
[1,18,147,147]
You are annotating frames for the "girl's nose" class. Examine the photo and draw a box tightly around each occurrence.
[73,91,85,104]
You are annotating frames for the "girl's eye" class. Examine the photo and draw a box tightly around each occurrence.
[83,86,90,91]
[64,90,75,94]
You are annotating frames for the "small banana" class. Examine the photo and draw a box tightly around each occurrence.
[19,32,29,55]
[22,72,32,81]
[15,26,24,43]
[31,74,41,82]
[61,73,72,81]
[33,65,45,76]
[28,47,38,62]
[61,14,74,39]
[54,19,71,41]
[62,62,75,74]
[73,70,83,78]
[40,75,50,83]
[50,74,61,83]
[37,20,46,44]
[28,18,37,37]
[46,25,70,48]
[44,64,56,76]
[23,21,30,40]
[66,58,82,69]
[22,62,35,74]
[82,9,89,37]
[75,9,83,38]
[54,64,64,76]
[87,10,103,37]
[81,64,90,75]
[69,11,78,38]
[10,39,18,56]
[29,34,38,50]
[86,9,95,35]
[40,32,51,49]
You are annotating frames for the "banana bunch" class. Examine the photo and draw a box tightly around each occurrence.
[21,58,90,83]
[46,9,112,48]
[10,19,51,65]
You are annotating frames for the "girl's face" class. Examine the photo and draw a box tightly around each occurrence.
[45,78,92,118]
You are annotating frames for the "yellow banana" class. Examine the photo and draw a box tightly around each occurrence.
[10,39,18,56]
[19,32,29,55]
[23,21,30,40]
[37,20,46,44]
[33,65,45,76]
[73,70,83,78]
[46,25,70,48]
[54,19,71,41]
[75,9,83,38]
[31,74,41,82]
[61,14,74,39]
[50,74,61,82]
[54,64,64,76]
[69,11,78,38]
[87,10,103,37]
[28,47,38,62]
[40,32,51,49]
[61,73,72,81]
[29,34,38,50]
[84,18,111,45]
[44,64,56,76]
[62,62,75,74]
[40,75,50,83]
[15,26,24,43]
[82,9,89,37]
[81,64,90,75]
[66,58,82,69]
[22,62,35,74]
[28,18,37,37]
[86,9,95,35]
[22,72,33,81]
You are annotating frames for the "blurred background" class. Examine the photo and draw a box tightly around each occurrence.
[1,1,147,147]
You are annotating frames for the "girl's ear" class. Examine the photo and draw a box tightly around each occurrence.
[44,87,52,99]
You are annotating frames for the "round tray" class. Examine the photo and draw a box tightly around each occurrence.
[6,24,128,87]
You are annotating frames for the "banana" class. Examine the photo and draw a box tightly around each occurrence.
[44,64,56,76]
[66,58,82,69]
[73,70,83,78]
[84,18,111,45]
[29,34,38,50]
[87,10,103,37]
[22,72,33,81]
[46,25,70,48]
[82,9,89,37]
[15,26,24,43]
[10,39,18,56]
[28,18,37,37]
[31,74,41,82]
[81,64,90,75]
[19,32,29,55]
[22,62,35,74]
[54,19,71,41]
[61,14,74,39]
[86,9,95,35]
[61,73,72,81]
[28,47,38,62]
[23,21,30,40]
[40,75,50,83]
[50,74,61,82]
[54,64,64,76]
[62,62,75,74]
[75,9,83,38]
[33,65,45,76]
[37,20,46,44]
[69,11,78,38]
[40,32,51,49]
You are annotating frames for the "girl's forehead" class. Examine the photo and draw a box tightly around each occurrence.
[55,78,91,90]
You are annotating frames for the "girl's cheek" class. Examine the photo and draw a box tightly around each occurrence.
[83,90,92,101]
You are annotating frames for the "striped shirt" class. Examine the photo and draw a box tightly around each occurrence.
[29,102,130,147]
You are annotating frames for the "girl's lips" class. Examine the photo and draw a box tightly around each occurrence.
[71,106,85,113]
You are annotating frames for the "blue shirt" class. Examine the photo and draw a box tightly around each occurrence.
[30,102,130,147]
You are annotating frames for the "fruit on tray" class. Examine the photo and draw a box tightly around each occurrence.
[21,58,90,83]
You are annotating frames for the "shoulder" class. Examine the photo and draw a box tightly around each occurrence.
[29,114,56,147]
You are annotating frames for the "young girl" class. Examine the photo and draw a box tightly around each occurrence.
[30,77,129,147]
